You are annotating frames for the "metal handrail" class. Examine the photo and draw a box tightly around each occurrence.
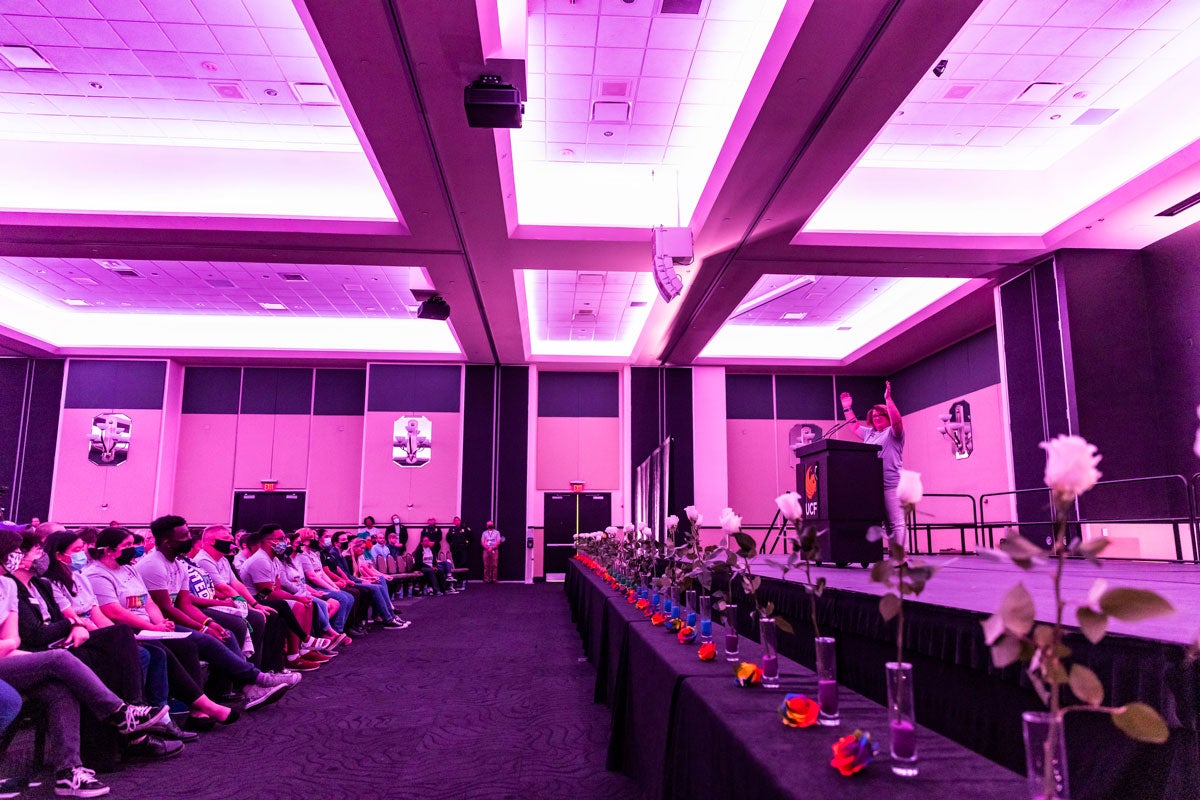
[908,492,979,555]
[981,474,1196,563]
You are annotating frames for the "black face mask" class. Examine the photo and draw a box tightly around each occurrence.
[115,546,137,566]
[212,539,233,555]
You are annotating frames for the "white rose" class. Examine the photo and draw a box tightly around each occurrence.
[665,514,679,531]
[896,469,924,507]
[623,523,635,533]
[1040,434,1102,501]
[719,507,734,523]
[721,511,741,535]
[604,526,619,536]
[684,505,700,523]
[775,492,802,521]
[639,527,653,540]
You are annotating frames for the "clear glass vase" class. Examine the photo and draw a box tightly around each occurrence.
[886,661,918,777]
[815,636,839,726]
[1023,711,1069,800]
[699,595,712,643]
[723,603,740,661]
[685,589,697,627]
[759,618,779,689]
[672,588,684,621]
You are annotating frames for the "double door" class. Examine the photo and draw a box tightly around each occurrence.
[544,492,611,579]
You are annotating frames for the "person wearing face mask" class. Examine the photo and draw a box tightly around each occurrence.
[0,532,174,798]
[291,529,355,646]
[42,531,237,741]
[6,533,184,766]
[384,515,408,556]
[137,516,247,658]
[319,531,403,630]
[84,527,297,712]
[193,525,283,673]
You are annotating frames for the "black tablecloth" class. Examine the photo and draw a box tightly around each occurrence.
[565,559,1025,800]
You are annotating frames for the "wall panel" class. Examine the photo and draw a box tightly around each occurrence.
[173,414,237,525]
[306,416,364,525]
[51,408,162,525]
[360,410,461,534]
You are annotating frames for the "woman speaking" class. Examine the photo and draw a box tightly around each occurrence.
[839,381,906,551]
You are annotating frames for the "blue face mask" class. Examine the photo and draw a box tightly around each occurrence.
[69,552,88,571]
[133,545,146,558]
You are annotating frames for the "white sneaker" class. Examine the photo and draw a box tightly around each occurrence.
[256,670,302,688]
[242,683,288,711]
[54,766,108,798]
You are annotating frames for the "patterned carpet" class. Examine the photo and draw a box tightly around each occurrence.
[15,584,646,800]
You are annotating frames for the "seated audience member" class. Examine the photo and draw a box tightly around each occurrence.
[0,678,21,795]
[193,525,282,670]
[42,532,235,737]
[385,515,408,556]
[279,541,339,654]
[137,517,248,658]
[179,534,254,660]
[384,531,406,560]
[358,516,380,541]
[413,536,451,596]
[349,539,403,599]
[291,529,354,645]
[420,518,443,554]
[239,526,329,672]
[232,532,251,574]
[311,531,369,638]
[368,531,390,562]
[7,533,180,764]
[0,530,169,798]
[84,527,296,711]
[320,532,405,629]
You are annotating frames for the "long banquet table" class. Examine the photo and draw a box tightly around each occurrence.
[566,557,1025,800]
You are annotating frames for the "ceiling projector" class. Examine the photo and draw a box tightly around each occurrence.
[651,225,693,303]
[464,75,524,129]
[417,295,451,320]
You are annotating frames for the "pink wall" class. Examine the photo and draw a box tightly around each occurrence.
[231,414,311,491]
[306,416,364,525]
[173,414,237,525]
[51,408,163,525]
[535,417,621,491]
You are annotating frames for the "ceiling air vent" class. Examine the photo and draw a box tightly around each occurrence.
[1072,108,1118,126]
[1156,189,1200,218]
[344,283,366,292]
[577,272,605,284]
[279,272,307,282]
[112,268,141,278]
[209,82,248,100]
[597,79,631,99]
[592,101,630,123]
[630,300,648,307]
[206,278,235,288]
[659,0,702,14]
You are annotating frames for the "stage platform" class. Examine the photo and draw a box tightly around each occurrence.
[751,554,1200,645]
[721,554,1199,800]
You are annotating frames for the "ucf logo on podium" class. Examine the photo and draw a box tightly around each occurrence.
[803,464,819,517]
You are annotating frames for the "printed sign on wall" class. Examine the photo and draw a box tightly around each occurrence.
[392,416,432,468]
[89,413,131,466]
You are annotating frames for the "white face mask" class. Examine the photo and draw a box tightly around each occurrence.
[4,551,21,573]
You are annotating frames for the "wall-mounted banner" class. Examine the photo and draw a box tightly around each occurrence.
[937,400,974,460]
[89,413,131,466]
[392,416,432,468]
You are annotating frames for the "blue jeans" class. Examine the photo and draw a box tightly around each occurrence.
[353,579,394,622]
[883,487,908,549]
[314,589,353,633]
[139,645,170,708]
[0,679,21,735]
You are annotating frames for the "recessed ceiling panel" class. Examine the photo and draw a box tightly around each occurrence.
[521,267,656,357]
[0,0,397,220]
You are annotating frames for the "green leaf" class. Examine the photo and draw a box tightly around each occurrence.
[991,633,1022,668]
[1076,537,1110,559]
[981,613,1006,645]
[1112,702,1170,744]
[1098,589,1175,622]
[879,593,901,622]
[732,532,758,556]
[814,576,826,597]
[774,616,794,635]
[999,536,1048,569]
[1076,606,1108,644]
[869,560,894,585]
[999,582,1036,637]
[763,601,775,617]
[1069,664,1104,706]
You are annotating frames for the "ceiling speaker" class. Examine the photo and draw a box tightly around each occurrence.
[464,75,523,129]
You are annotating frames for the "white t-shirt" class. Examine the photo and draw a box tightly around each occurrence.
[0,576,18,620]
[85,562,153,623]
[295,550,323,577]
[860,425,905,489]
[241,550,282,591]
[183,558,216,600]
[194,549,235,587]
[279,560,309,597]
[135,550,187,602]
[52,573,98,617]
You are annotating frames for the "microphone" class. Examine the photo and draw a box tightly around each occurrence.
[823,418,853,438]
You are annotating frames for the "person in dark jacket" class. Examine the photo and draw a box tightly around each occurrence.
[446,517,471,569]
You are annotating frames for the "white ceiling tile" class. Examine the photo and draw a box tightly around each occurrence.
[546,0,600,13]
[587,124,627,143]
[524,98,546,121]
[642,48,692,77]
[599,0,652,15]
[60,17,126,49]
[596,15,650,48]
[631,102,675,125]
[885,144,928,161]
[681,78,737,104]
[636,76,685,103]
[593,46,643,75]
[975,24,1038,53]
[1096,0,1166,29]
[951,102,1006,125]
[972,80,1027,102]
[527,45,547,73]
[160,22,223,53]
[546,14,599,47]
[545,98,590,122]
[142,0,205,25]
[87,0,153,21]
[1108,28,1176,57]
[1081,56,1140,83]
[1146,0,1200,29]
[674,103,722,126]
[241,0,301,27]
[999,0,1071,27]
[945,24,991,53]
[260,27,314,58]
[905,102,964,124]
[40,0,103,17]
[1045,0,1107,27]
[934,125,982,144]
[191,0,255,27]
[991,103,1042,126]
[546,45,596,74]
[968,126,1020,146]
[950,52,1012,80]
[698,19,755,51]
[1038,54,1098,82]
[207,25,270,55]
[688,49,740,79]
[525,73,547,100]
[545,73,592,99]
[647,17,703,50]
[8,15,75,47]
[1027,104,1075,126]
[1009,126,1059,145]
[1018,26,1083,55]
[1063,27,1130,58]
[892,124,941,145]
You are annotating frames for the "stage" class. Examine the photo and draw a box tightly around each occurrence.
[750,554,1200,645]
[720,554,1200,800]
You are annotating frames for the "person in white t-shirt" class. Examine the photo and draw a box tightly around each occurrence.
[194,525,280,667]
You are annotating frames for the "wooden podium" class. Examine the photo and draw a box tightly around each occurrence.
[794,438,885,567]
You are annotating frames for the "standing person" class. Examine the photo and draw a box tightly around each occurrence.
[420,518,442,554]
[385,515,408,556]
[359,516,381,541]
[446,517,471,570]
[842,380,907,550]
[480,522,504,584]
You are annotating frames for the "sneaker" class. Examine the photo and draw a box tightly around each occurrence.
[284,657,319,672]
[123,734,184,760]
[53,766,109,798]
[241,682,288,711]
[113,703,169,735]
[301,651,332,664]
[256,670,302,688]
[302,636,331,651]
[0,776,26,799]
[395,619,412,629]
[380,620,405,630]
[146,715,199,743]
